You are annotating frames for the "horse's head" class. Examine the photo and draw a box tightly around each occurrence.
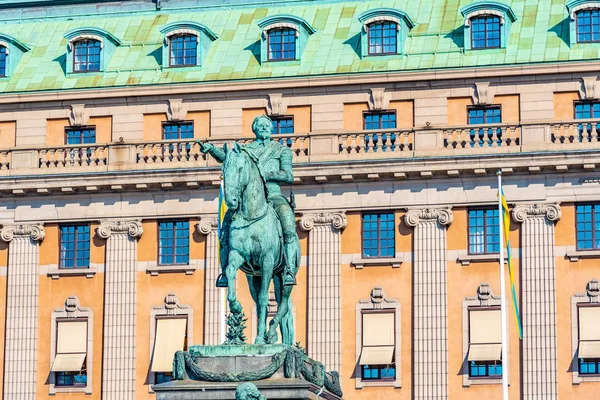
[222,142,248,211]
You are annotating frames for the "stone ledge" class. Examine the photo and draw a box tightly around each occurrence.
[47,265,97,279]
[457,253,500,266]
[351,257,402,269]
[566,250,600,262]
[147,264,196,276]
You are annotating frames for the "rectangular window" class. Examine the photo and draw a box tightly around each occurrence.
[469,360,503,377]
[360,312,396,380]
[158,220,189,265]
[169,34,198,67]
[576,204,600,250]
[578,306,600,372]
[60,225,90,269]
[73,39,101,72]
[467,308,502,378]
[468,106,501,125]
[363,111,397,130]
[271,117,294,134]
[267,28,296,61]
[362,213,395,258]
[162,122,194,140]
[468,208,500,254]
[575,102,600,119]
[51,320,88,387]
[577,9,600,43]
[65,127,96,145]
[471,16,501,49]
[0,46,6,77]
[368,22,398,55]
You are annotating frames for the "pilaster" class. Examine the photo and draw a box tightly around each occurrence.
[196,217,223,345]
[405,208,452,400]
[299,212,347,374]
[512,203,560,399]
[97,220,143,400]
[0,224,45,400]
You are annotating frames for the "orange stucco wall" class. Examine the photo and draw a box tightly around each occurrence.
[554,92,580,121]
[142,111,211,141]
[242,106,312,136]
[343,101,414,131]
[447,95,520,125]
[0,121,16,148]
[47,117,113,146]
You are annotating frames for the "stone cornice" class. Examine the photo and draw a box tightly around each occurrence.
[196,217,218,235]
[299,212,347,231]
[512,203,561,223]
[405,208,453,227]
[0,223,45,242]
[97,219,143,239]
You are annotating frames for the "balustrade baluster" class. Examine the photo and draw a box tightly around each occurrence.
[350,134,358,154]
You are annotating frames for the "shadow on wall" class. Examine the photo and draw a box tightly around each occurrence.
[549,18,570,47]
[53,54,67,75]
[343,32,362,60]
[445,26,464,49]
[245,40,261,65]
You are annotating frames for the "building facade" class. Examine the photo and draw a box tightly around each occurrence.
[0,0,599,398]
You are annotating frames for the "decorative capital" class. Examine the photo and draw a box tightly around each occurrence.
[299,212,347,231]
[405,208,453,227]
[512,203,561,223]
[196,217,218,235]
[167,99,188,122]
[97,219,143,239]
[0,224,45,242]
[153,292,192,316]
[358,286,399,310]
[56,295,91,318]
[588,279,600,302]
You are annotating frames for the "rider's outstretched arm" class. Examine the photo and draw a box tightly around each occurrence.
[265,147,294,184]
[199,142,226,163]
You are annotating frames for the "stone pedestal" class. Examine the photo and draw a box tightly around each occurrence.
[152,345,343,400]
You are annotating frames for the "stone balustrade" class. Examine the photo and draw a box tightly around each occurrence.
[2,120,600,176]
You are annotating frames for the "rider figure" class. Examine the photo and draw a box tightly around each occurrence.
[198,115,298,286]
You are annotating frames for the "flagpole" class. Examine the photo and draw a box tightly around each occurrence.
[497,170,509,400]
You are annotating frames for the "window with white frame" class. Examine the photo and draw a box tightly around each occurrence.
[571,278,600,384]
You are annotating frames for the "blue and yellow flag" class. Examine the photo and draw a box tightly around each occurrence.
[217,179,227,262]
[501,188,523,340]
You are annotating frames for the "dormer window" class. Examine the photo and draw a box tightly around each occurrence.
[368,22,397,55]
[169,34,198,67]
[0,45,6,77]
[159,21,218,69]
[258,15,315,63]
[73,39,101,72]
[268,28,296,61]
[357,8,414,58]
[0,33,30,78]
[577,9,600,42]
[461,1,516,51]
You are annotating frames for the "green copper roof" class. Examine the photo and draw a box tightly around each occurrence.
[0,0,591,94]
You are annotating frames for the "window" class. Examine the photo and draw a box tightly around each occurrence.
[467,308,502,378]
[577,306,600,374]
[362,213,395,258]
[580,358,600,374]
[468,209,500,254]
[60,225,90,269]
[51,320,88,387]
[471,16,501,49]
[577,9,600,42]
[65,127,96,145]
[468,106,502,147]
[576,102,600,119]
[360,312,396,380]
[158,221,189,265]
[271,117,294,134]
[364,111,397,130]
[368,22,397,55]
[162,122,194,140]
[151,318,187,382]
[576,204,600,250]
[73,39,101,72]
[169,34,198,67]
[267,28,296,61]
[468,106,501,124]
[0,46,6,77]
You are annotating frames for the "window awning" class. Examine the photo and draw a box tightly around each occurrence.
[51,353,86,372]
[362,312,395,347]
[469,309,501,344]
[468,343,502,362]
[359,346,394,365]
[57,320,87,354]
[579,341,600,358]
[579,307,600,342]
[151,318,187,372]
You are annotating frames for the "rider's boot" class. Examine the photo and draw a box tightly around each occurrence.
[283,241,297,286]
[216,272,228,288]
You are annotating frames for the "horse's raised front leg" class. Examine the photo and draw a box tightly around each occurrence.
[255,257,274,344]
[226,251,244,316]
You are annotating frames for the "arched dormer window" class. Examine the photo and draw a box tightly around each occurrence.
[159,21,218,69]
[0,33,30,78]
[460,1,516,51]
[64,27,121,74]
[258,15,316,63]
[567,0,600,44]
[357,8,414,58]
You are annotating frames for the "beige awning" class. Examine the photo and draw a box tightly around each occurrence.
[579,307,600,341]
[57,321,87,354]
[151,318,187,372]
[362,313,395,347]
[359,346,394,365]
[51,353,86,372]
[468,344,502,362]
[469,309,501,344]
[579,341,600,358]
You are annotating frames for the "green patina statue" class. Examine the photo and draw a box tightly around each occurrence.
[198,115,301,345]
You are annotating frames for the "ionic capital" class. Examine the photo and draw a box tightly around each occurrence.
[512,203,561,223]
[0,224,45,242]
[196,217,218,235]
[299,212,347,231]
[97,219,143,239]
[405,208,453,227]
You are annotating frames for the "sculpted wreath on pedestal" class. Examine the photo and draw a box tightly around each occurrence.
[198,115,301,345]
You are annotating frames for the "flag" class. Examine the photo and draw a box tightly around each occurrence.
[501,188,523,340]
[217,179,227,261]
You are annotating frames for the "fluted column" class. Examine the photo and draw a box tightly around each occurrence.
[512,203,560,399]
[197,217,223,345]
[97,220,143,400]
[0,224,44,400]
[405,208,453,400]
[299,212,347,374]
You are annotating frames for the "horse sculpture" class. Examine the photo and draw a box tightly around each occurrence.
[221,142,297,345]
